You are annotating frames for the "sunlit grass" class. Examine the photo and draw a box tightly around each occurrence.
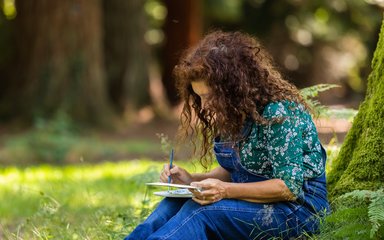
[0,160,205,239]
[1,145,381,239]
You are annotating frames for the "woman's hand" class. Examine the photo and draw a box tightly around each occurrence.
[160,164,193,185]
[190,178,229,205]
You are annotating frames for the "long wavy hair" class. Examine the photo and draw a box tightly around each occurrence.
[174,30,308,169]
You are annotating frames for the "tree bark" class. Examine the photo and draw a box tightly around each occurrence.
[103,0,151,113]
[327,16,384,197]
[0,15,16,120]
[162,0,202,106]
[13,0,114,126]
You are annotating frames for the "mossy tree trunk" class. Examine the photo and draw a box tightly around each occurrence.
[327,16,384,197]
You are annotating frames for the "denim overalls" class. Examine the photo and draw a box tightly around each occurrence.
[125,128,330,240]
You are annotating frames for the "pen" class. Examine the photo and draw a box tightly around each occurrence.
[168,149,174,191]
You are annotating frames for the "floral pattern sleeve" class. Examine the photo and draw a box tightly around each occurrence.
[263,102,304,198]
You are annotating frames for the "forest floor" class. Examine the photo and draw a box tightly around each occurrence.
[0,109,352,165]
[104,116,352,161]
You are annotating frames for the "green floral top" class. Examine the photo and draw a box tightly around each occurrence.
[239,101,324,197]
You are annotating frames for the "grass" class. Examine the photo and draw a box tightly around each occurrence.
[1,159,382,240]
[0,160,206,239]
[0,118,381,239]
[316,198,384,240]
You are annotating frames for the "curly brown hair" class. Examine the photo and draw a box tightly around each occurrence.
[174,30,308,169]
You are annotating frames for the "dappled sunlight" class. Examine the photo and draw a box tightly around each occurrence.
[0,0,382,238]
[0,167,20,184]
[1,0,16,19]
[0,160,172,239]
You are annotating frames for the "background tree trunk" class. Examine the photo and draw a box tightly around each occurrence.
[103,0,151,114]
[0,14,16,120]
[162,0,202,106]
[13,0,114,126]
[327,17,384,197]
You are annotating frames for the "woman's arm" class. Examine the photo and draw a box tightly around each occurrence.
[191,178,296,205]
[224,179,296,202]
[191,166,231,182]
[160,165,231,185]
[163,164,293,204]
[193,103,304,205]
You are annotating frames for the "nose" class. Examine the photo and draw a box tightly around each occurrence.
[201,98,206,108]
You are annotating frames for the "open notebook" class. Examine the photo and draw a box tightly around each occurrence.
[153,189,193,198]
[146,182,201,198]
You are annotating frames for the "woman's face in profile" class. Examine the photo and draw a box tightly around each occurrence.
[191,80,211,109]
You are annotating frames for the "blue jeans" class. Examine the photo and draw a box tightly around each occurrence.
[125,140,329,240]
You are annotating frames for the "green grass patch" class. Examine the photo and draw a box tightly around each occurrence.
[0,160,205,239]
[1,143,382,239]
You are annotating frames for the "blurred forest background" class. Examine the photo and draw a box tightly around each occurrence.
[1,1,384,239]
[0,0,383,165]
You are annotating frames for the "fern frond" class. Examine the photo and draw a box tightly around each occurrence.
[368,192,384,238]
[300,84,357,120]
[338,189,384,238]
[300,84,339,118]
[339,189,374,200]
[300,84,340,99]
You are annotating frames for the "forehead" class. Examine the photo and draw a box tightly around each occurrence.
[191,81,210,95]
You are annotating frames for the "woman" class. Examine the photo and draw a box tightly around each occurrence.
[125,31,329,240]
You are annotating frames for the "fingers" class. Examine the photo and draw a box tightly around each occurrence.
[192,189,219,199]
[192,197,208,205]
[159,164,185,183]
[192,194,220,205]
[190,181,214,192]
[191,187,221,205]
[169,165,181,175]
[190,179,226,205]
[159,164,170,183]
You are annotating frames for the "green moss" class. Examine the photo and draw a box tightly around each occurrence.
[328,16,384,198]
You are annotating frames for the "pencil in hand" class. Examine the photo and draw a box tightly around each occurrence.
[167,149,174,191]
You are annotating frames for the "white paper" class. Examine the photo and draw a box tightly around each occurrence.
[154,189,193,198]
[146,182,201,190]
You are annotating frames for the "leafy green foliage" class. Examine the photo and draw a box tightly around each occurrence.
[337,189,384,238]
[313,189,384,240]
[300,84,357,119]
[301,83,340,99]
[318,207,371,240]
[300,83,340,117]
